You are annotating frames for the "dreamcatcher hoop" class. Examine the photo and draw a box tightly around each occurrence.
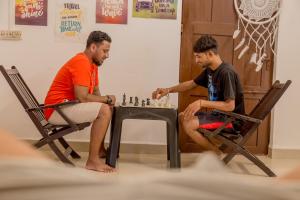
[233,0,281,72]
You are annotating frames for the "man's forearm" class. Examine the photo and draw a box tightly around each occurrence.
[93,89,101,96]
[168,80,197,93]
[201,100,235,112]
[79,94,107,103]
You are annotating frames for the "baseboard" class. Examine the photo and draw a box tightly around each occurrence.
[268,147,300,159]
[25,139,167,154]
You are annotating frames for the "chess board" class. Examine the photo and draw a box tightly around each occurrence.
[118,102,176,109]
[119,94,176,109]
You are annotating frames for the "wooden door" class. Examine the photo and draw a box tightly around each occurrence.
[179,0,274,154]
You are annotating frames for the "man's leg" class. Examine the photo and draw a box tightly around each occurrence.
[98,140,107,158]
[85,104,115,173]
[98,106,114,158]
[179,113,221,154]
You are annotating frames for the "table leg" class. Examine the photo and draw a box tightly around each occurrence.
[167,120,180,168]
[106,116,123,168]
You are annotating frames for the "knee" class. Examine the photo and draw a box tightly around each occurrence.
[178,113,186,128]
[178,112,185,124]
[99,104,112,118]
[181,120,192,135]
[180,119,198,136]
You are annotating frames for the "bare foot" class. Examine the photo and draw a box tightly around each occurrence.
[85,159,116,173]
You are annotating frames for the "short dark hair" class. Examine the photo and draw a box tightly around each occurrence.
[193,35,218,54]
[86,31,112,48]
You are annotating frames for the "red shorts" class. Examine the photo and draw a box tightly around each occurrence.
[196,112,233,130]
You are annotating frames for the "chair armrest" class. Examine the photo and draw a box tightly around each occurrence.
[214,110,262,124]
[26,100,80,111]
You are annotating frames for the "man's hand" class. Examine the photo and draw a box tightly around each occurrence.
[152,88,169,99]
[106,95,116,105]
[183,100,201,120]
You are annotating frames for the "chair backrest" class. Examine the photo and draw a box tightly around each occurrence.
[0,65,48,129]
[249,80,291,120]
[239,80,291,136]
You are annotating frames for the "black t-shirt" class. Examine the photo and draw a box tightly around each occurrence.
[193,62,245,114]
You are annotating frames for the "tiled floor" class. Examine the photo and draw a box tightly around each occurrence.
[44,151,300,178]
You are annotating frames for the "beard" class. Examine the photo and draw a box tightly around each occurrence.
[92,58,103,67]
[197,62,210,69]
[202,63,210,69]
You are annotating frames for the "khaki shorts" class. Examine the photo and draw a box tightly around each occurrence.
[48,102,103,125]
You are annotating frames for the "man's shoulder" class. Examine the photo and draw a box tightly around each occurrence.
[70,53,89,64]
[219,63,238,76]
[63,53,90,70]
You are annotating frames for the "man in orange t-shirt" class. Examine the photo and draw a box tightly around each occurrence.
[44,31,116,173]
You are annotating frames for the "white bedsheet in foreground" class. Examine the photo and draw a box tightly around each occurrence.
[0,153,299,200]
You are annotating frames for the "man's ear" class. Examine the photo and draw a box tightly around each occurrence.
[207,50,215,57]
[90,43,97,53]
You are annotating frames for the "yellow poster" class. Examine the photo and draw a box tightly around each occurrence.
[55,1,87,42]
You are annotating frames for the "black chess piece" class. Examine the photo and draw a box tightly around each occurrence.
[146,98,150,106]
[129,97,133,104]
[134,96,139,106]
[142,100,145,107]
[122,93,126,106]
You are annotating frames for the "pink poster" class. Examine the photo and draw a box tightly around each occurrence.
[15,0,48,26]
[96,0,128,24]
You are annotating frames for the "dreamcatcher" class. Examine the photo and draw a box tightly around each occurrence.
[233,0,281,72]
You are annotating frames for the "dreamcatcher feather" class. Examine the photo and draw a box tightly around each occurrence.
[233,0,281,72]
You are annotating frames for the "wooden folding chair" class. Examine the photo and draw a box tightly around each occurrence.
[0,65,91,165]
[198,80,292,177]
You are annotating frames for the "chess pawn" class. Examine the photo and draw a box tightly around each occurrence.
[134,96,139,106]
[165,103,172,108]
[142,100,145,107]
[157,99,162,107]
[129,97,133,104]
[146,98,150,106]
[153,99,158,107]
[164,94,170,107]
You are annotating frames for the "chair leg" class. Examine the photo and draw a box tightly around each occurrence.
[48,141,74,166]
[223,150,238,164]
[34,137,48,148]
[217,135,276,177]
[58,137,81,159]
[239,147,276,177]
[222,136,243,164]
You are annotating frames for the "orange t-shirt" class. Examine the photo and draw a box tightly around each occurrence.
[44,53,99,120]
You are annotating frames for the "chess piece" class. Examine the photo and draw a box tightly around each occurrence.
[142,100,145,107]
[164,94,170,108]
[146,98,150,106]
[153,99,158,107]
[134,96,139,106]
[122,93,126,106]
[129,96,133,104]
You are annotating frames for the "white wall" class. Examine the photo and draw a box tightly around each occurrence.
[0,0,182,145]
[270,0,300,151]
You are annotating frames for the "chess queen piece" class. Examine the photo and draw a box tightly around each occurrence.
[122,93,126,106]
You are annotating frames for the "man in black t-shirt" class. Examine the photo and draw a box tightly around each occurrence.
[152,35,245,154]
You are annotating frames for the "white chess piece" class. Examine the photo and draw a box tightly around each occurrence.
[164,94,171,108]
[153,99,159,107]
